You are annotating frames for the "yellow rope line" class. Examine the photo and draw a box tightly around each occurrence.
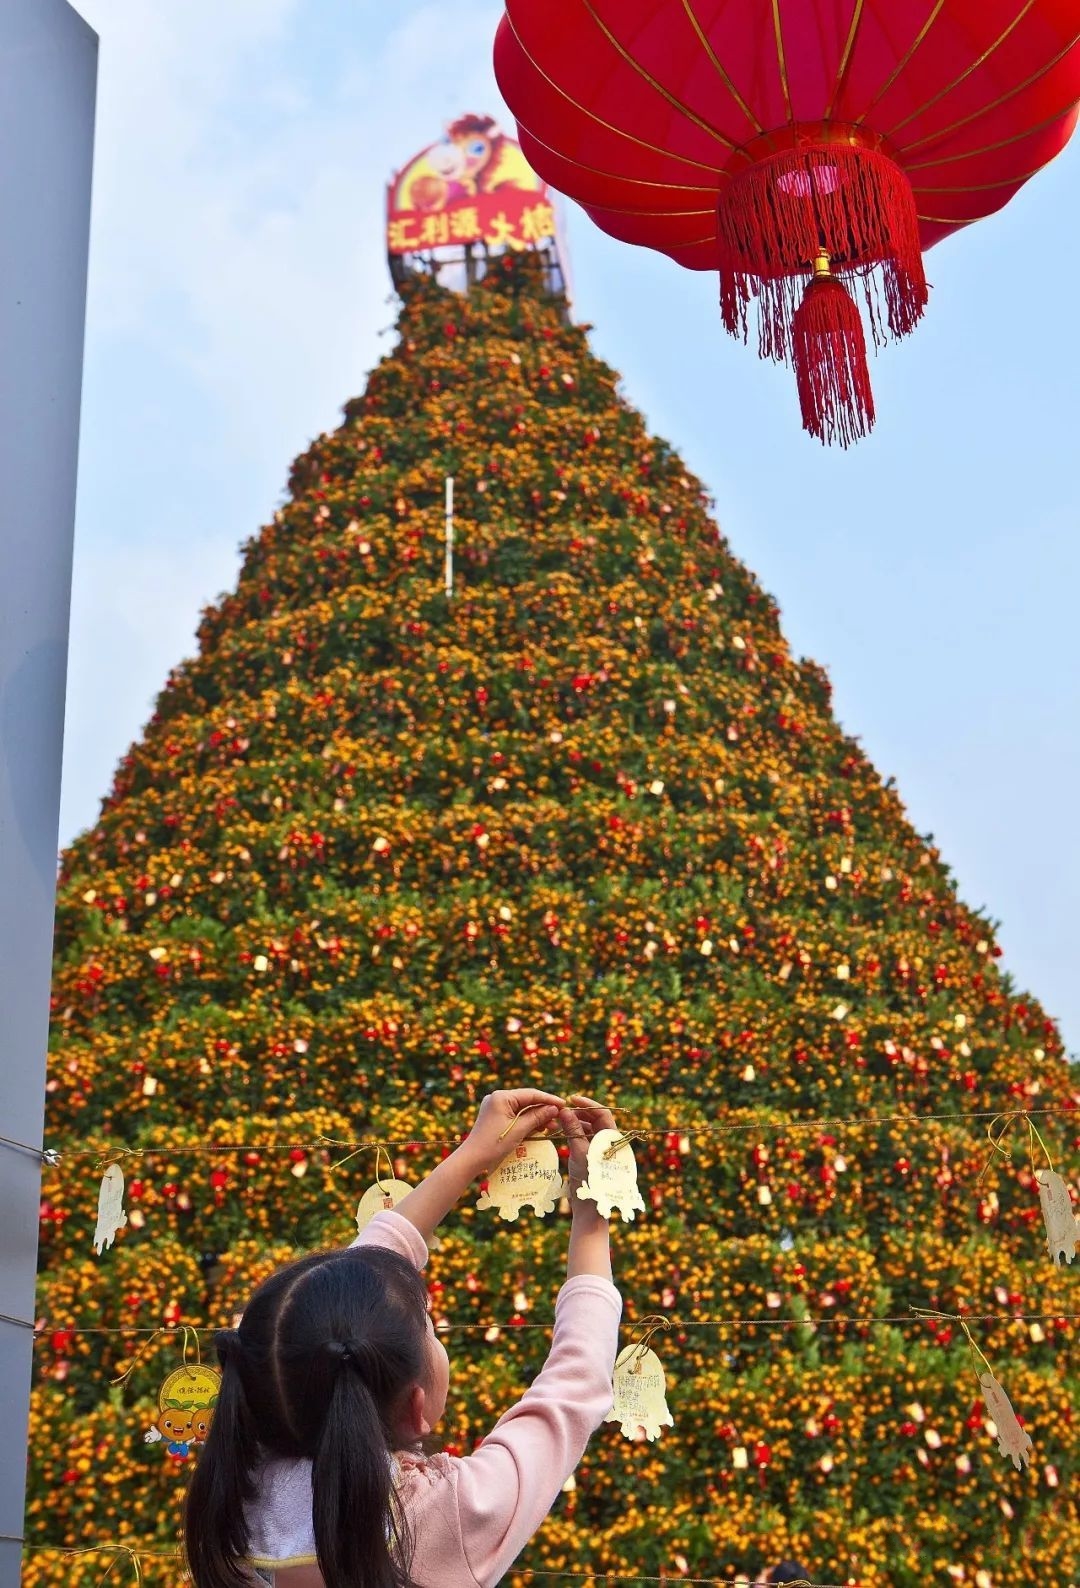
[28,1310,1080,1341]
[10,1104,1076,1167]
[7,1546,832,1586]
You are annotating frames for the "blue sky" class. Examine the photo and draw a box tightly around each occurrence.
[67,0,1080,1054]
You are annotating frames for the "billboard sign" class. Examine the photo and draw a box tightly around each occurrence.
[386,113,557,256]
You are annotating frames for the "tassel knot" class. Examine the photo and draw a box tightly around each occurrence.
[791,259,874,448]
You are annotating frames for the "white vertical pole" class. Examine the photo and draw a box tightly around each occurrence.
[444,475,454,600]
[0,3,97,1582]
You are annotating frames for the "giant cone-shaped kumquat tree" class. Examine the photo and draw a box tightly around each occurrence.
[31,256,1079,1586]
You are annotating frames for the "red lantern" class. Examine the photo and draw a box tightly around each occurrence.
[495,2,1080,444]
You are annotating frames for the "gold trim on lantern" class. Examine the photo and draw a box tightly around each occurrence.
[886,0,1039,139]
[582,203,719,217]
[771,0,794,123]
[679,0,763,132]
[896,28,1080,156]
[905,100,1080,169]
[855,0,948,129]
[515,119,728,193]
[577,0,739,149]
[915,213,975,226]
[503,6,732,174]
[911,159,1051,194]
[736,120,902,166]
[825,0,868,121]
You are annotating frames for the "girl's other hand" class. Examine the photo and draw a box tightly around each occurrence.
[464,1088,564,1169]
[560,1095,618,1200]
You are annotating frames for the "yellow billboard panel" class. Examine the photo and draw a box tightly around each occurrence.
[387,114,555,255]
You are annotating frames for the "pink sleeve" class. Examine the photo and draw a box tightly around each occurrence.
[348,1209,429,1270]
[450,1274,622,1587]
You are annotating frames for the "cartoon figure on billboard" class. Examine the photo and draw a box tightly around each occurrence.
[393,115,543,215]
[385,112,567,299]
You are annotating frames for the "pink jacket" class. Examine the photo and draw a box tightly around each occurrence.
[244,1209,622,1588]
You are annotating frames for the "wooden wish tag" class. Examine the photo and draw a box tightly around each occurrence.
[93,1162,128,1256]
[982,1112,1075,1268]
[577,1129,646,1222]
[914,1305,1034,1474]
[979,1371,1034,1472]
[355,1176,413,1234]
[350,1143,414,1235]
[606,1332,674,1443]
[477,1138,563,1222]
[1035,1169,1078,1266]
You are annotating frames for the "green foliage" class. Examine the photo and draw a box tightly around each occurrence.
[30,254,1077,1587]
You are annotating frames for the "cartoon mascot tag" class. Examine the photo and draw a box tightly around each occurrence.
[144,1365,221,1461]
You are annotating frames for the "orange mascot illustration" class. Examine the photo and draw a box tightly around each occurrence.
[143,1363,221,1461]
[409,115,536,211]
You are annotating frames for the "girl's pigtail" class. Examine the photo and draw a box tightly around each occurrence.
[312,1340,412,1588]
[182,1330,262,1588]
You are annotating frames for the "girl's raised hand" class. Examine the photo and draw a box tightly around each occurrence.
[560,1094,618,1196]
[464,1088,564,1169]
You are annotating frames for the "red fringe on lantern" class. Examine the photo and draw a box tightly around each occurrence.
[716,135,926,364]
[791,272,875,449]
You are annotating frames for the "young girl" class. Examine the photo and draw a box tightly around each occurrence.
[183,1089,622,1588]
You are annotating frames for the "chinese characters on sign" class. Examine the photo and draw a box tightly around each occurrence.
[385,115,567,297]
[387,194,557,256]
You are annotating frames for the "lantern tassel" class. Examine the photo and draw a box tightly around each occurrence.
[791,255,874,448]
[716,135,927,361]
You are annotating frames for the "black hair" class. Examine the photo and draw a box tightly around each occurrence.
[183,1243,430,1588]
[767,1564,811,1585]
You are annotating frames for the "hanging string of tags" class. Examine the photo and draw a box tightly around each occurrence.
[981,1113,1079,1268]
[912,1309,1034,1471]
[606,1316,675,1443]
[85,1107,1078,1259]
